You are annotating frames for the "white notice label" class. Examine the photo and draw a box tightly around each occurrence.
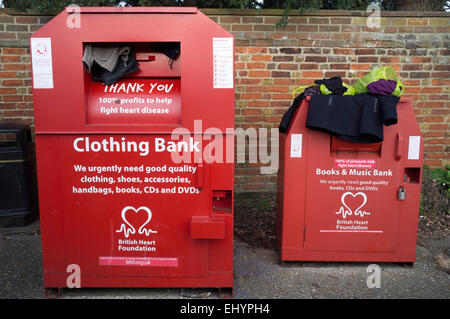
[408,136,421,160]
[213,38,233,89]
[31,38,53,89]
[291,134,302,158]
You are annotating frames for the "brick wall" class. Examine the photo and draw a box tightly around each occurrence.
[0,9,449,193]
[0,12,52,133]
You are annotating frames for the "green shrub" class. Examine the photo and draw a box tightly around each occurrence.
[430,164,450,198]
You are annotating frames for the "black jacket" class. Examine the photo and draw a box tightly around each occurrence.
[306,94,399,143]
[279,86,321,134]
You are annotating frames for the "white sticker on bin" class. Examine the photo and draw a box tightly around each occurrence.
[31,38,54,89]
[290,134,302,158]
[407,136,421,160]
[213,38,233,89]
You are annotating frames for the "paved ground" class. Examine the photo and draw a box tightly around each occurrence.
[0,219,448,299]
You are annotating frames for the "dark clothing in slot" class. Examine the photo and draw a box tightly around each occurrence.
[90,48,140,85]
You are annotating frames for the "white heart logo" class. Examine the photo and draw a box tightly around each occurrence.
[116,206,157,238]
[336,192,371,219]
[341,192,367,216]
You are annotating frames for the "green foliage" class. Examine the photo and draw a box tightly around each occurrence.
[321,0,373,10]
[430,164,450,198]
[3,0,119,13]
[2,0,242,12]
[3,0,448,14]
[230,0,261,9]
[419,193,424,216]
[421,165,450,218]
[275,0,321,28]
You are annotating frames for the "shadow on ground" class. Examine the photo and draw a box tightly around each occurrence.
[0,214,448,299]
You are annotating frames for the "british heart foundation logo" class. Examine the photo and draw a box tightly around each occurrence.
[335,192,372,219]
[35,42,48,56]
[116,206,158,238]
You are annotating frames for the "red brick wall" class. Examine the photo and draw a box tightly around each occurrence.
[206,9,449,192]
[0,12,52,134]
[0,9,449,193]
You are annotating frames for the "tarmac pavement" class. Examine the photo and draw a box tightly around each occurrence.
[0,219,448,299]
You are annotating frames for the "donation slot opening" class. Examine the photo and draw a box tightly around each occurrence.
[83,42,181,125]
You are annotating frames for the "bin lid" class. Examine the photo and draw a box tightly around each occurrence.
[0,122,29,134]
[0,122,32,157]
[70,7,198,14]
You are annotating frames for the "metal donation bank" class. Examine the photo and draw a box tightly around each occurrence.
[277,81,424,263]
[31,7,234,294]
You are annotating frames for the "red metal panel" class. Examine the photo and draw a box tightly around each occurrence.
[331,137,381,153]
[32,8,234,289]
[87,78,181,125]
[303,128,401,253]
[190,217,226,239]
[37,133,234,286]
[59,135,211,278]
[278,98,423,262]
[31,9,234,134]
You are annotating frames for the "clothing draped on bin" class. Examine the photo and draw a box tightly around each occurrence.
[279,70,402,142]
[83,44,140,84]
[367,79,397,96]
[314,77,348,95]
[279,85,321,134]
[305,94,399,143]
[353,66,404,97]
